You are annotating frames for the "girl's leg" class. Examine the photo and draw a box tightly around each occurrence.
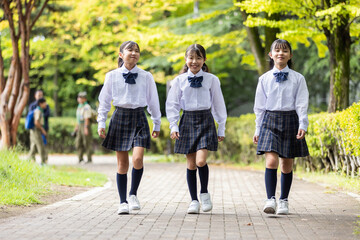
[116,151,129,203]
[186,153,198,201]
[265,152,279,199]
[196,149,209,194]
[129,147,144,196]
[279,158,294,200]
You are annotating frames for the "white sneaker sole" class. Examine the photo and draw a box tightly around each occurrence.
[118,210,129,215]
[202,206,212,212]
[276,209,289,215]
[263,207,276,214]
[129,205,140,211]
[187,209,200,214]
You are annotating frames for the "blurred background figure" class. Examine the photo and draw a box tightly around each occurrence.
[74,91,93,164]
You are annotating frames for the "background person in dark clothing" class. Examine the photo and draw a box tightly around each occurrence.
[29,89,50,131]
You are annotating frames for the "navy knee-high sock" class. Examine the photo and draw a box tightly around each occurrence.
[280,171,293,200]
[187,169,198,201]
[116,173,127,203]
[265,168,277,199]
[197,164,209,193]
[129,167,143,196]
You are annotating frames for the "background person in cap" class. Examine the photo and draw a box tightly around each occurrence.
[29,98,48,164]
[74,91,93,163]
[29,89,50,132]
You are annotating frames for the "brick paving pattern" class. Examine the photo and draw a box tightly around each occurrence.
[0,155,359,239]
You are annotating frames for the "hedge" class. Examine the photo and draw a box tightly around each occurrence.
[17,102,360,177]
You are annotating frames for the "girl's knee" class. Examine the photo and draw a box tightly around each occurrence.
[196,159,207,167]
[187,161,197,170]
[132,156,143,169]
[117,164,129,174]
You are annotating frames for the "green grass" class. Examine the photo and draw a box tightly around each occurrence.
[0,150,107,206]
[294,170,360,195]
[355,216,360,235]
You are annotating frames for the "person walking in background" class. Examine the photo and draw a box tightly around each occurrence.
[28,98,48,165]
[166,44,227,214]
[29,89,50,132]
[253,39,309,215]
[97,41,161,215]
[74,91,93,164]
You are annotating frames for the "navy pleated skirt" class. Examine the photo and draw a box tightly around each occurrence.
[102,107,151,151]
[175,109,218,154]
[257,110,309,158]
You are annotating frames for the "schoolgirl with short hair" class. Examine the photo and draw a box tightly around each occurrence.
[97,41,161,214]
[253,39,309,215]
[166,44,227,214]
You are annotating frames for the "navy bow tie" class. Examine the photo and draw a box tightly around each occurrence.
[188,76,203,88]
[123,72,138,84]
[273,71,289,83]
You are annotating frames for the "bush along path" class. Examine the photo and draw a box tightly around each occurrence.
[0,155,359,239]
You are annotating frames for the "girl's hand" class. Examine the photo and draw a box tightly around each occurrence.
[253,135,259,144]
[170,132,180,140]
[98,128,106,139]
[218,136,225,142]
[296,129,306,139]
[152,131,160,138]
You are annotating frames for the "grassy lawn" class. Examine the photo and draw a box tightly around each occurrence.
[294,170,360,195]
[0,150,108,206]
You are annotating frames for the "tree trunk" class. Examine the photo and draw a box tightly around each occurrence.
[0,0,49,149]
[54,55,60,117]
[193,1,199,18]
[239,9,279,75]
[324,5,351,112]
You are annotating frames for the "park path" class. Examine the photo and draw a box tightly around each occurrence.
[0,155,359,240]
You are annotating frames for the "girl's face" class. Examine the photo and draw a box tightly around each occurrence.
[119,45,140,67]
[269,46,292,69]
[185,51,206,74]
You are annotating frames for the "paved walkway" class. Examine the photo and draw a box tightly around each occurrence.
[0,155,359,240]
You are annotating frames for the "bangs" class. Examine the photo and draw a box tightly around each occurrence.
[273,42,289,50]
[122,41,140,52]
[188,48,204,59]
[271,39,292,52]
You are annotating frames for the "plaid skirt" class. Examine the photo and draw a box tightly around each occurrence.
[257,110,309,158]
[175,109,218,154]
[102,107,151,151]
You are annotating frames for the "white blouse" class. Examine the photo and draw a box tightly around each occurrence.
[97,65,161,131]
[254,66,309,136]
[166,69,227,136]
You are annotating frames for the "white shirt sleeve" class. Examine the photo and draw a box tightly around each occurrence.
[97,73,112,130]
[254,77,267,136]
[146,72,162,132]
[295,76,309,131]
[166,78,182,134]
[210,78,227,137]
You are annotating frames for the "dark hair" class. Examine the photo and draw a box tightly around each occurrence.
[37,98,46,104]
[118,41,140,67]
[180,44,209,74]
[269,39,293,69]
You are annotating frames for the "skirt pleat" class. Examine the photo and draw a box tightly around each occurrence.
[257,110,309,158]
[102,107,151,151]
[175,109,218,154]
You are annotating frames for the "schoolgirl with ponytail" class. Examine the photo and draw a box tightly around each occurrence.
[166,44,227,214]
[97,41,161,214]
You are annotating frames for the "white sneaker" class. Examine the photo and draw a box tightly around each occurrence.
[117,202,129,214]
[277,199,289,215]
[200,193,213,212]
[263,197,276,214]
[128,195,141,210]
[187,200,200,214]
